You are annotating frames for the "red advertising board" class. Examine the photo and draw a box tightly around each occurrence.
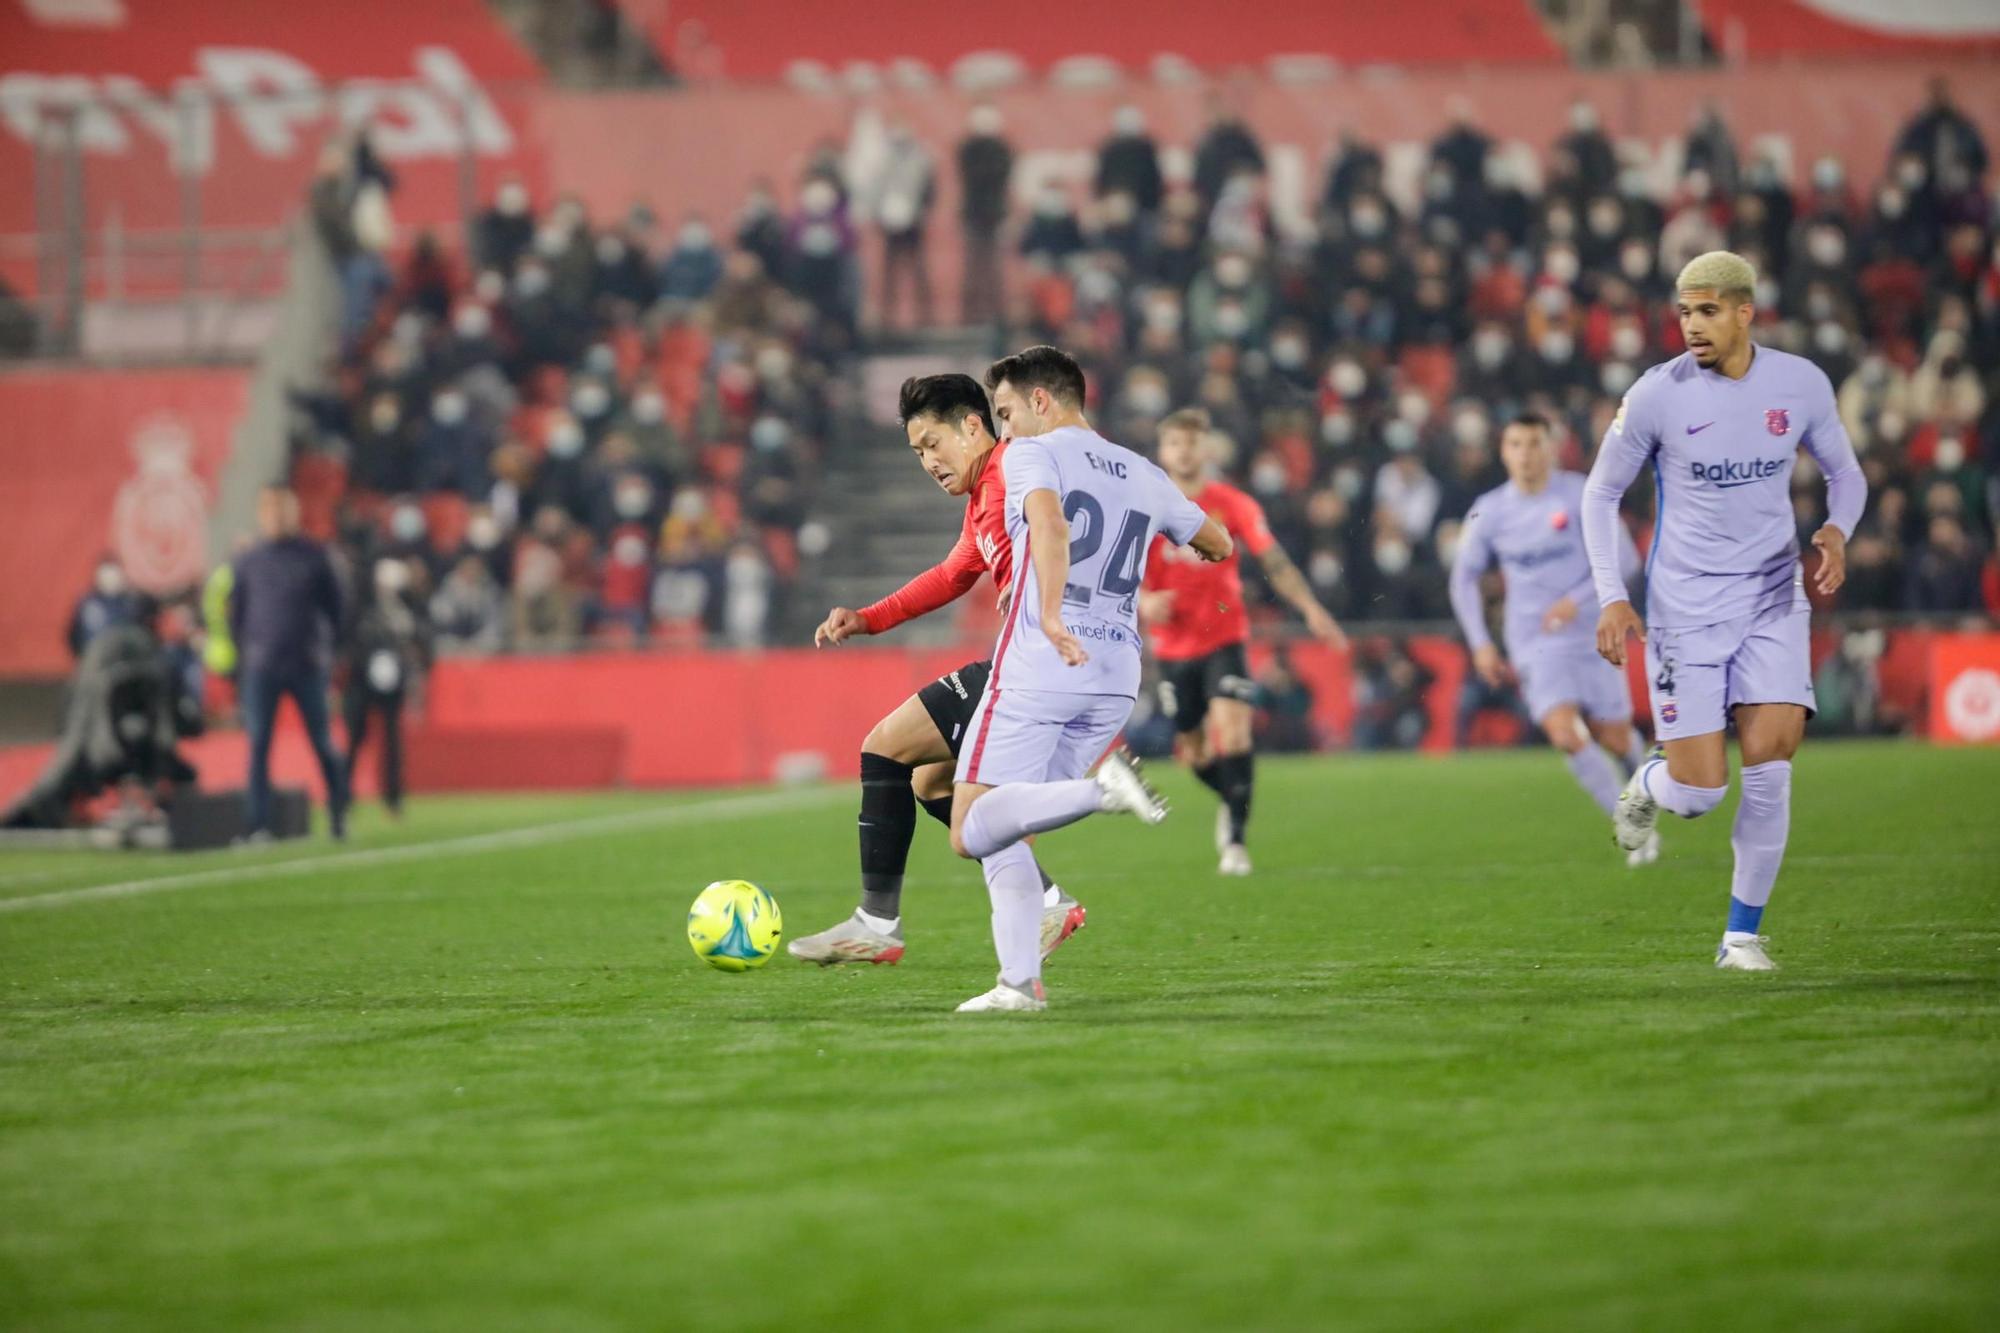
[1929,633,2000,744]
[0,366,249,678]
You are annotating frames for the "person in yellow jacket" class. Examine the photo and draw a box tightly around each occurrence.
[201,559,237,678]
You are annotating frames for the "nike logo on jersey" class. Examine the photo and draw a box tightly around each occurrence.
[1686,422,1716,435]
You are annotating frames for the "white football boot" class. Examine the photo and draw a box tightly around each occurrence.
[1218,844,1253,876]
[1039,890,1087,961]
[786,910,906,966]
[955,977,1047,1013]
[1716,934,1778,971]
[1094,748,1168,824]
[1624,830,1662,868]
[1612,752,1662,852]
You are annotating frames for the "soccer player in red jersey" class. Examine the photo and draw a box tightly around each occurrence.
[1140,408,1348,875]
[788,373,1083,966]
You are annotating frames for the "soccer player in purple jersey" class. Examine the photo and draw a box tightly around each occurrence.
[944,346,1234,1013]
[1449,413,1655,863]
[1582,251,1866,971]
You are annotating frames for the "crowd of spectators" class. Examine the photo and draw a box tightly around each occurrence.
[293,77,1997,670]
[945,79,2000,628]
[298,141,865,654]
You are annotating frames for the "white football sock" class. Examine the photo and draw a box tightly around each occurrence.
[980,840,1043,989]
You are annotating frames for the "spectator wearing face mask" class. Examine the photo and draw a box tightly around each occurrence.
[1910,330,1986,428]
[430,554,505,654]
[787,177,858,336]
[1193,91,1266,214]
[1682,103,1740,205]
[1478,154,1535,249]
[1021,185,1084,267]
[1904,513,1987,613]
[342,557,428,819]
[68,556,140,660]
[474,178,535,274]
[1895,77,1989,198]
[593,220,657,309]
[1458,322,1525,411]
[734,179,789,281]
[1556,100,1616,201]
[534,411,594,522]
[658,217,722,303]
[955,105,1014,326]
[415,384,491,497]
[1096,105,1163,217]
[869,118,936,331]
[1786,221,1863,320]
[1373,426,1442,548]
[1187,250,1270,347]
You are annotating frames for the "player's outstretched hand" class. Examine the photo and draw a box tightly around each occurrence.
[1472,643,1510,688]
[1811,525,1847,597]
[814,607,867,648]
[1595,601,1643,667]
[1048,625,1090,667]
[1305,604,1349,653]
[1541,596,1579,632]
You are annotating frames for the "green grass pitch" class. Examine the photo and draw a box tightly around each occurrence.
[2,740,1997,1331]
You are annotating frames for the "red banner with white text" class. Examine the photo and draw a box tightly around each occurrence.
[0,0,544,292]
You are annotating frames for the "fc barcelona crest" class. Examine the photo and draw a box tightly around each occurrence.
[1661,702,1679,724]
[1765,408,1790,437]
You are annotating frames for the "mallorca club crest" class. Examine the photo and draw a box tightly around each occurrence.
[1765,408,1791,437]
[112,413,211,592]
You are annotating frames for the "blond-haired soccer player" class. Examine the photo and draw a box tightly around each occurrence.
[1582,251,1866,970]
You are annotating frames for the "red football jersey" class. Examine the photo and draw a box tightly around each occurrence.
[859,439,1015,634]
[1143,480,1275,660]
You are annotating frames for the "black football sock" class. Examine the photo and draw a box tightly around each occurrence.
[859,752,918,920]
[1038,860,1057,893]
[917,794,954,826]
[1218,752,1254,847]
[1191,759,1227,797]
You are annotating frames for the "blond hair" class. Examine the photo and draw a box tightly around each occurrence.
[1676,250,1757,304]
[1159,407,1211,437]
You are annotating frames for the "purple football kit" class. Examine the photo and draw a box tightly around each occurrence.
[1582,346,1866,740]
[1449,470,1639,724]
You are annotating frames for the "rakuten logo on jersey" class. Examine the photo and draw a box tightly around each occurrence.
[1690,457,1788,489]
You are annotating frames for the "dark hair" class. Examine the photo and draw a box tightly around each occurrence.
[1507,412,1552,435]
[898,373,995,440]
[983,344,1086,409]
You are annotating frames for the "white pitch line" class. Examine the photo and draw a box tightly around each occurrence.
[0,787,845,915]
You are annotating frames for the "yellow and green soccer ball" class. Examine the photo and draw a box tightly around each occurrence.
[686,880,783,972]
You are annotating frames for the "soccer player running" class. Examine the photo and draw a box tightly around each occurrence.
[1140,408,1347,876]
[791,373,1083,966]
[1583,251,1865,971]
[947,346,1233,1013]
[1449,412,1658,864]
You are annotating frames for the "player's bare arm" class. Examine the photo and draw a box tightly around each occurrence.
[1024,487,1087,666]
[1810,525,1847,596]
[1190,516,1233,563]
[1257,545,1346,649]
[1471,642,1511,688]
